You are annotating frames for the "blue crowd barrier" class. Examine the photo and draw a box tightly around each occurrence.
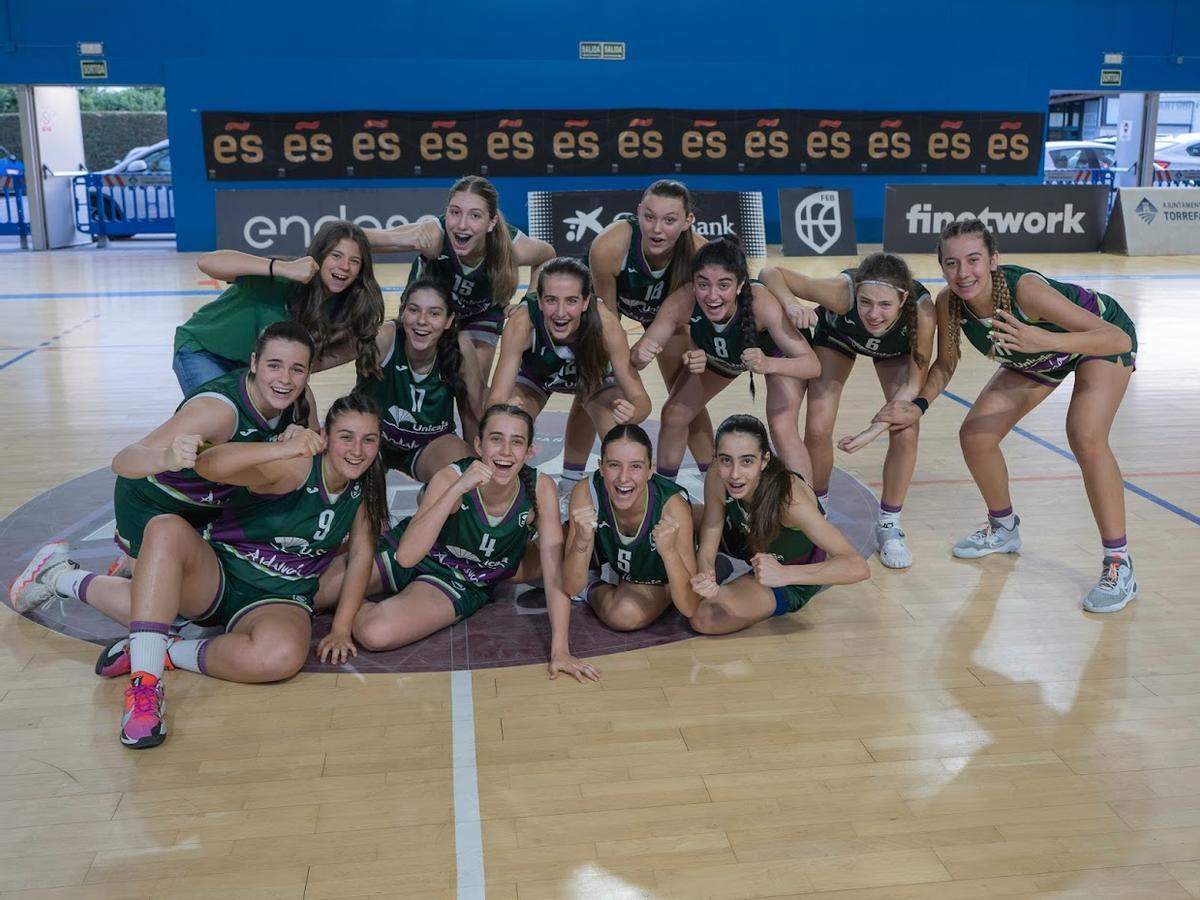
[0,174,30,241]
[72,172,175,241]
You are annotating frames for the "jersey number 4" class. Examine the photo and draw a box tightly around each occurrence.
[479,533,497,558]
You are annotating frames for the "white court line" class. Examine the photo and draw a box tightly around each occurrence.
[451,669,485,900]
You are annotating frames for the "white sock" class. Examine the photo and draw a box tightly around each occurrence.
[129,625,169,680]
[167,637,209,674]
[559,465,587,487]
[53,569,89,599]
[993,512,1018,531]
[878,507,902,529]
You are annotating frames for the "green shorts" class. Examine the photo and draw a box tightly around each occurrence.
[193,563,313,632]
[772,583,821,616]
[373,523,494,619]
[113,476,221,558]
[380,442,427,479]
[1008,299,1138,387]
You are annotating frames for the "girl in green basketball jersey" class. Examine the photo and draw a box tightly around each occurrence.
[632,237,820,481]
[317,404,601,683]
[760,253,936,569]
[173,220,385,394]
[557,180,709,489]
[10,322,319,625]
[563,424,701,630]
[357,278,484,482]
[364,176,555,394]
[874,218,1139,613]
[486,257,651,463]
[689,415,868,634]
[100,394,389,749]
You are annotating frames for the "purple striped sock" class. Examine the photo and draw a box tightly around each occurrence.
[697,462,710,474]
[987,506,1014,519]
[657,467,679,482]
[1102,534,1128,557]
[880,501,903,514]
[77,573,97,606]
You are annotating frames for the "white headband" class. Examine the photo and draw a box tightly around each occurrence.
[857,279,909,298]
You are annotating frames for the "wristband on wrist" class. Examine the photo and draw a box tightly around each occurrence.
[912,396,929,414]
[268,258,275,277]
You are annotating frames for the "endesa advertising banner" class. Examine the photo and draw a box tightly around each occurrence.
[527,190,766,258]
[202,109,1044,181]
[214,188,447,260]
[883,184,1111,254]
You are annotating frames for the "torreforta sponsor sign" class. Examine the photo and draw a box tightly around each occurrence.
[214,188,447,260]
[1103,187,1200,256]
[526,190,767,258]
[883,184,1110,253]
[202,110,1043,180]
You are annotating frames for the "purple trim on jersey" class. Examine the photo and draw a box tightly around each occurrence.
[600,477,655,544]
[236,372,273,431]
[428,544,519,586]
[151,471,236,507]
[1071,284,1101,317]
[465,480,525,531]
[130,619,170,635]
[219,541,341,581]
[381,419,452,451]
[784,546,827,566]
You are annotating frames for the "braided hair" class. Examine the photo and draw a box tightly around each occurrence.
[252,320,315,427]
[478,403,538,532]
[715,414,792,555]
[691,235,759,398]
[323,392,389,538]
[936,219,1010,365]
[852,252,926,367]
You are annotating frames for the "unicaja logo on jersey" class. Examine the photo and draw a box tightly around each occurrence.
[794,191,843,254]
[1135,197,1158,224]
[562,207,605,243]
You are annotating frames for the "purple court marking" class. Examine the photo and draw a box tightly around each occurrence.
[1,413,879,673]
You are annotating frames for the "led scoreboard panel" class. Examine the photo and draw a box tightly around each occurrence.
[202,109,1043,180]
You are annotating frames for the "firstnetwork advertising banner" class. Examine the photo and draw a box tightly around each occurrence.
[883,184,1110,253]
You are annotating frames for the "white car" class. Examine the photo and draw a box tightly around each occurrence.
[87,139,172,237]
[1153,133,1200,173]
[1044,140,1116,174]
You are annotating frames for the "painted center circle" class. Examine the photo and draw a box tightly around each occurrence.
[0,413,879,672]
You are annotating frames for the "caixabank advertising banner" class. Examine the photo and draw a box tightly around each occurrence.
[527,190,766,257]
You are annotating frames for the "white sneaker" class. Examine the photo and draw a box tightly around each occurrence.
[875,522,913,569]
[1082,555,1138,613]
[952,516,1022,559]
[9,541,78,613]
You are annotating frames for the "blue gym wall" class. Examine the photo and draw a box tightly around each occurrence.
[2,0,1198,249]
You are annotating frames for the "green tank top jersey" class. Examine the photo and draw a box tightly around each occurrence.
[688,281,779,378]
[959,264,1137,377]
[420,457,537,587]
[614,212,676,326]
[359,328,455,453]
[173,275,295,362]
[406,216,522,320]
[812,269,930,360]
[588,471,687,586]
[516,293,586,394]
[137,368,300,510]
[207,454,363,602]
[719,476,827,567]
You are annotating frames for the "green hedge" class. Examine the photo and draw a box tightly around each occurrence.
[0,112,167,171]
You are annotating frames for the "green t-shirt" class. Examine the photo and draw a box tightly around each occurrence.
[174,275,295,363]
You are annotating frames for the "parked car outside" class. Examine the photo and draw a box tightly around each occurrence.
[86,139,172,238]
[1153,132,1200,173]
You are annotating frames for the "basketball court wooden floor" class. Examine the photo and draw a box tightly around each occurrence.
[0,243,1198,899]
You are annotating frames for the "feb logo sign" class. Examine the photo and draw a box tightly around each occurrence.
[779,188,858,256]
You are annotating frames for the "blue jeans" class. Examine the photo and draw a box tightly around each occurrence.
[172,347,242,395]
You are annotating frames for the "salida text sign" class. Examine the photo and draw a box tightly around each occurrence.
[202,109,1043,180]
